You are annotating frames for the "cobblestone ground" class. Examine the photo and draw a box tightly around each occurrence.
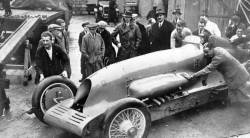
[1,15,250,138]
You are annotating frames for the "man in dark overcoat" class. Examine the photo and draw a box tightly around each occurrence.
[149,8,175,52]
[97,21,116,65]
[111,11,141,61]
[132,13,150,55]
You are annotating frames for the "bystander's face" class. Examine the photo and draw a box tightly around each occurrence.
[41,36,52,49]
[198,22,205,31]
[236,28,244,38]
[157,14,164,22]
[124,16,131,23]
[60,22,66,30]
[98,27,105,33]
[89,28,97,34]
[176,24,183,33]
[200,30,210,45]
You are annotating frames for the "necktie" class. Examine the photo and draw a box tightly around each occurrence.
[159,23,161,28]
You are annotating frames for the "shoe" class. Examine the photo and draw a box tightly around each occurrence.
[26,108,34,115]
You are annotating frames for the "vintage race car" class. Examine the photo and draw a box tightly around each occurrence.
[31,36,250,138]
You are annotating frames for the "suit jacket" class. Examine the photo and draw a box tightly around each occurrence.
[136,22,150,55]
[35,45,71,78]
[150,20,175,52]
[194,47,249,89]
[99,29,116,58]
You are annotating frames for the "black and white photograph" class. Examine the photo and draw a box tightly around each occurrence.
[0,0,250,138]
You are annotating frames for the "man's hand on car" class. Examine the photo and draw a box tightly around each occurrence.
[181,73,196,81]
[61,70,68,78]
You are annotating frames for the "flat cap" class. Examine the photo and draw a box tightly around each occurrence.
[97,21,108,28]
[86,23,98,29]
[82,21,90,28]
[48,24,62,30]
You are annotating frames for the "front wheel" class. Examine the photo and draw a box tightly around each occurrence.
[103,102,151,138]
[32,75,77,122]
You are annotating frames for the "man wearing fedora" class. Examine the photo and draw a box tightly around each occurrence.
[111,11,141,61]
[149,8,175,52]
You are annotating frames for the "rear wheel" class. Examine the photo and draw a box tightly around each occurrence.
[103,102,151,138]
[32,75,77,122]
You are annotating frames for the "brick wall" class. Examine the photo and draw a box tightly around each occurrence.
[72,0,87,15]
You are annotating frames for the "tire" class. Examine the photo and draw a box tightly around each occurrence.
[32,75,77,122]
[103,101,151,138]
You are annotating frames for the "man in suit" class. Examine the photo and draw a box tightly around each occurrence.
[35,31,71,82]
[149,8,175,52]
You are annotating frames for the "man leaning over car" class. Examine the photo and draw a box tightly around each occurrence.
[184,29,250,115]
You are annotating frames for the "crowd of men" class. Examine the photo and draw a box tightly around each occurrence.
[33,6,250,84]
[25,5,250,115]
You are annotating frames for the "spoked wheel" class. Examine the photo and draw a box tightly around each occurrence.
[32,76,77,122]
[39,83,74,113]
[103,102,151,138]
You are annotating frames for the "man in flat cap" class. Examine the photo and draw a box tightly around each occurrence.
[78,21,90,48]
[48,24,69,54]
[80,23,105,80]
[149,8,175,52]
[55,19,69,54]
[78,21,90,82]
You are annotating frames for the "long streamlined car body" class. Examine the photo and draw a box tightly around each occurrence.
[32,36,250,138]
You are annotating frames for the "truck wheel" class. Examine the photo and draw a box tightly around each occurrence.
[103,102,151,138]
[32,75,77,122]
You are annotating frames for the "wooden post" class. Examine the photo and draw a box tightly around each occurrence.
[23,40,33,86]
[0,63,10,116]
